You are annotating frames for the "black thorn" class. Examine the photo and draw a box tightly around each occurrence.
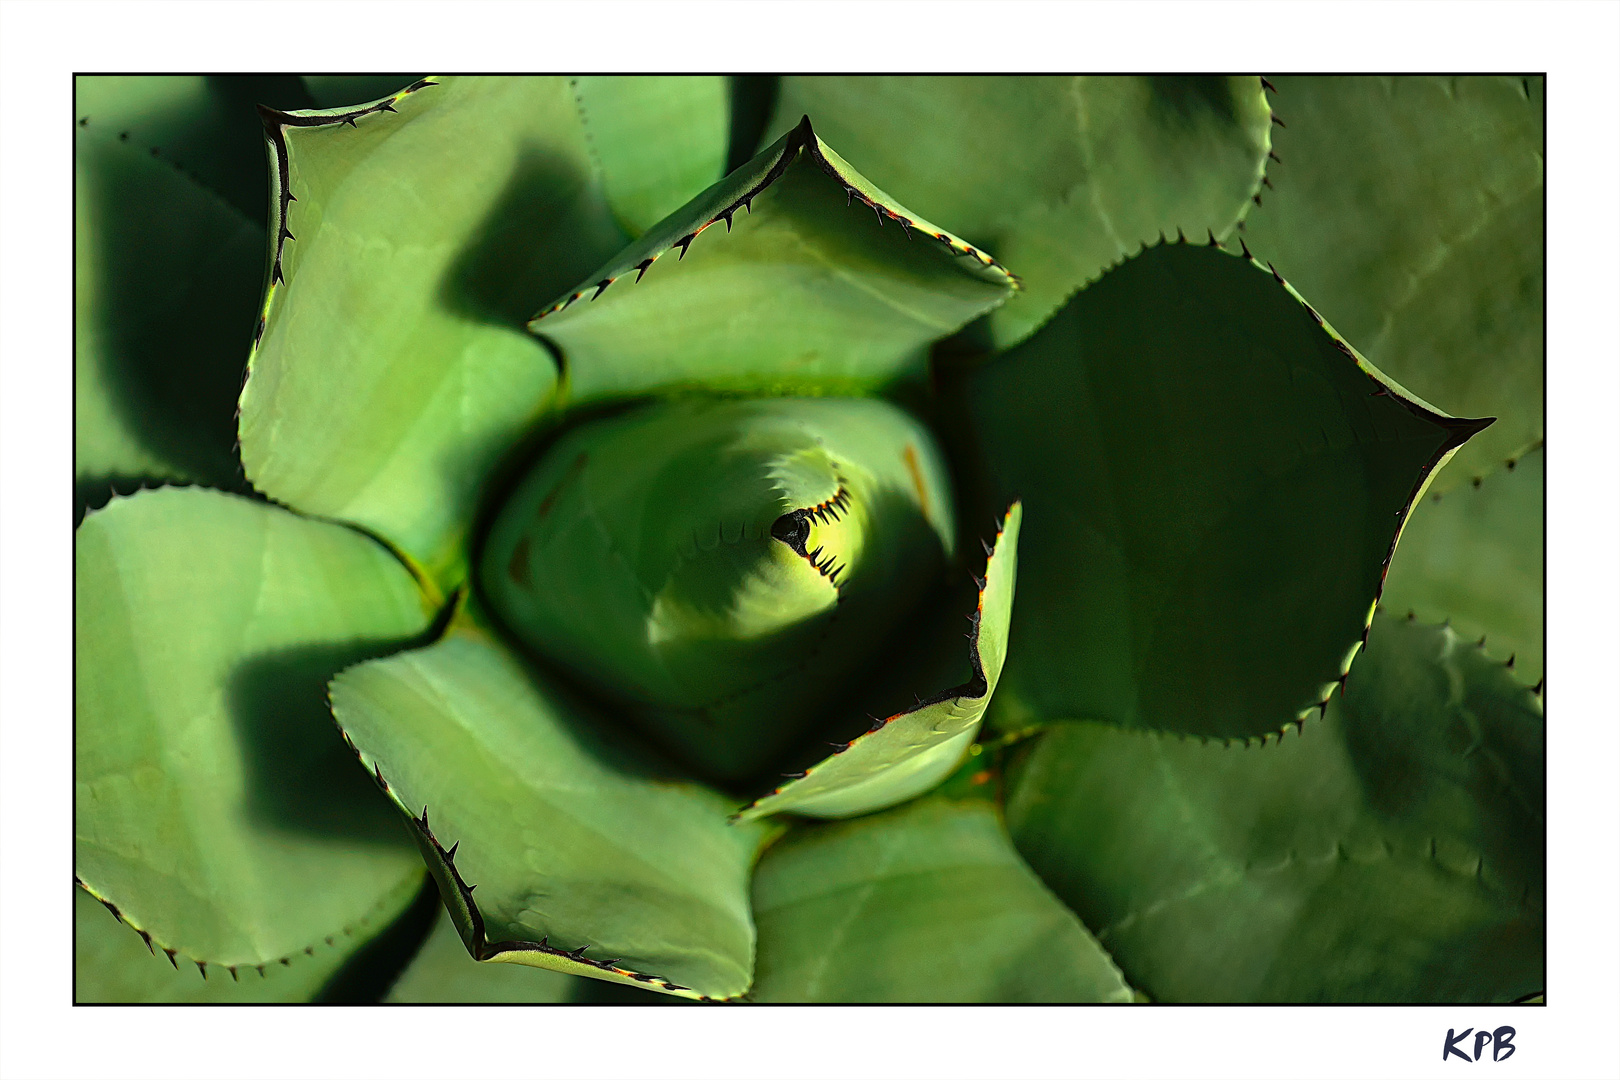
[1260,77,1278,94]
[164,949,178,969]
[1268,150,1281,163]
[1472,476,1483,487]
[78,116,89,127]
[676,234,695,259]
[196,961,208,979]
[271,264,285,286]
[420,807,430,831]
[1239,237,1253,259]
[591,279,611,300]
[1476,635,1488,648]
[1267,261,1283,283]
[782,771,807,780]
[287,192,296,202]
[280,226,295,242]
[634,258,654,282]
[827,741,848,752]
[721,210,734,231]
[1532,678,1544,695]
[378,101,397,113]
[897,216,912,238]
[869,717,886,732]
[980,537,993,556]
[1262,175,1274,189]
[845,186,855,206]
[228,966,239,982]
[1252,193,1262,207]
[1176,226,1187,243]
[1271,113,1285,127]
[872,203,885,225]
[1406,610,1416,621]
[445,841,459,864]
[1505,654,1517,669]
[742,196,753,213]
[971,574,986,591]
[1207,228,1221,247]
[568,945,590,958]
[341,116,358,127]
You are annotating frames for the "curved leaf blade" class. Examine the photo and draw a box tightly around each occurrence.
[74,487,433,968]
[1383,446,1543,685]
[966,239,1489,740]
[750,797,1132,1002]
[73,76,280,515]
[735,503,1019,822]
[239,76,628,584]
[328,624,772,1000]
[1004,613,1543,1002]
[768,76,1273,348]
[531,117,1015,407]
[1239,76,1543,492]
[74,881,418,1002]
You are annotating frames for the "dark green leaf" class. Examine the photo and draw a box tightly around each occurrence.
[965,240,1487,740]
[1004,612,1543,1002]
[1383,446,1543,685]
[1239,76,1543,491]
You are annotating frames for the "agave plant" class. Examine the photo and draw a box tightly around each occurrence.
[74,74,1543,1003]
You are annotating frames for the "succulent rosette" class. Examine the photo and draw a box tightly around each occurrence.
[75,75,1543,1002]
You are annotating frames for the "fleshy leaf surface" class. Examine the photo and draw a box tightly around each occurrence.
[1004,612,1544,1002]
[1383,446,1543,685]
[750,797,1132,1002]
[74,882,416,1003]
[75,487,432,968]
[1239,76,1543,491]
[385,909,576,1003]
[239,76,628,584]
[573,75,730,236]
[734,503,1020,822]
[767,76,1273,348]
[74,76,288,515]
[530,116,1015,407]
[328,624,771,1001]
[483,396,957,785]
[965,240,1488,740]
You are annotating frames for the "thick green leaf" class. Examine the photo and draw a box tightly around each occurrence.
[385,909,576,1003]
[74,76,294,516]
[965,240,1487,740]
[75,882,416,1002]
[768,76,1273,349]
[530,116,1015,407]
[239,76,628,585]
[573,76,729,236]
[328,624,772,1000]
[750,797,1132,1002]
[1239,76,1543,492]
[1383,446,1544,685]
[75,487,433,969]
[734,503,1019,822]
[482,396,957,785]
[1004,612,1543,1002]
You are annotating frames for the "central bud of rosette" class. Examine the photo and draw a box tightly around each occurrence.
[481,397,957,785]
